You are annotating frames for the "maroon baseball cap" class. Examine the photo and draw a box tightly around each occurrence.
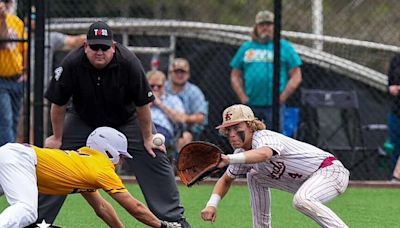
[86,21,113,46]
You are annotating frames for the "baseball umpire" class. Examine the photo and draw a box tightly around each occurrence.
[38,21,190,227]
[201,104,350,228]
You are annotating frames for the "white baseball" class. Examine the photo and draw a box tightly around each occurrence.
[152,133,165,146]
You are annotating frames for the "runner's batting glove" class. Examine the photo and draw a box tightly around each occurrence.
[160,221,182,228]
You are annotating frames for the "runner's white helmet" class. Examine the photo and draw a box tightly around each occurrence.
[86,127,132,164]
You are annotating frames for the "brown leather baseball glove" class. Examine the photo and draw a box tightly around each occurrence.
[176,141,223,187]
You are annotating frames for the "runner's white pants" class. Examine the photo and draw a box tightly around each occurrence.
[0,143,38,228]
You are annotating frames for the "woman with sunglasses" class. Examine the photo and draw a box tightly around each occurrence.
[147,70,187,161]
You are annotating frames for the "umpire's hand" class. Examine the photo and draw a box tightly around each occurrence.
[143,134,166,158]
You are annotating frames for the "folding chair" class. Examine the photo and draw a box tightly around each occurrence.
[298,89,368,171]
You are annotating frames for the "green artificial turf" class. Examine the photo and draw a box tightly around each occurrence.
[1,184,399,227]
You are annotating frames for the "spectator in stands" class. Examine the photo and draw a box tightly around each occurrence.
[0,0,26,146]
[25,7,86,89]
[17,11,86,143]
[230,10,302,130]
[147,70,187,149]
[387,53,400,174]
[165,58,208,151]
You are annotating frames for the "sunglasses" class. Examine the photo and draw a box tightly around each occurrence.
[173,69,187,74]
[150,84,163,89]
[89,44,111,51]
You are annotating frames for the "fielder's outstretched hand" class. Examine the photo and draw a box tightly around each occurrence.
[201,206,217,223]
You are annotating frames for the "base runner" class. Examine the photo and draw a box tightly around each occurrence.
[201,104,349,228]
[0,127,180,228]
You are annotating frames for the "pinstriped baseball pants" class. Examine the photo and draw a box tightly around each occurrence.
[247,160,349,228]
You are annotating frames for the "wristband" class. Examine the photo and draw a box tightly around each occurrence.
[227,153,246,164]
[206,193,221,208]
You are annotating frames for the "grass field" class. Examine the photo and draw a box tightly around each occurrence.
[1,184,399,227]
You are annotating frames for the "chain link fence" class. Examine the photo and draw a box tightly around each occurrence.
[5,0,400,180]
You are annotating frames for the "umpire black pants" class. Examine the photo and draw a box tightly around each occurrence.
[33,111,185,224]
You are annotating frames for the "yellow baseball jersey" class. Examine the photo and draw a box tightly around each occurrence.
[32,146,127,195]
[0,13,26,76]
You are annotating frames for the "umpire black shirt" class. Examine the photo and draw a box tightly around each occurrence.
[45,43,155,127]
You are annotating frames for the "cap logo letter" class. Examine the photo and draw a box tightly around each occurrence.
[224,112,232,121]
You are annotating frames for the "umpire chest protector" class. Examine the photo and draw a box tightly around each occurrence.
[45,44,154,127]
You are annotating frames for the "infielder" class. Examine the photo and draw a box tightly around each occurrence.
[201,104,349,228]
[0,127,180,228]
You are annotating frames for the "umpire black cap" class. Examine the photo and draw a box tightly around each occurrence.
[86,21,113,46]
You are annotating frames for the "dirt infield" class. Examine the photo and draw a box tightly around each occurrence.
[121,176,400,188]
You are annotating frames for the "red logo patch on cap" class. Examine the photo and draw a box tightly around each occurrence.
[93,29,108,37]
[224,112,232,121]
